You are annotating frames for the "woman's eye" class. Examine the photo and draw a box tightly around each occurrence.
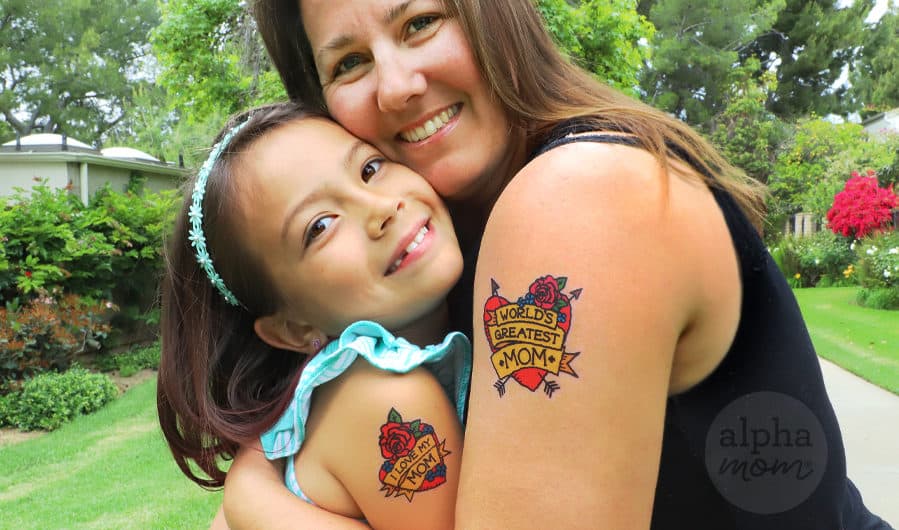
[361,158,384,182]
[333,54,364,77]
[407,15,438,36]
[305,215,336,246]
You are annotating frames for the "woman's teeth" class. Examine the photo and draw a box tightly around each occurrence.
[400,105,459,143]
[388,225,429,274]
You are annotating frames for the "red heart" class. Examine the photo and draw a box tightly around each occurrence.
[511,367,548,391]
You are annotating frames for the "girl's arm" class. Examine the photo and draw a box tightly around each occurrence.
[223,364,463,530]
[455,142,737,529]
[315,363,463,530]
[224,444,370,530]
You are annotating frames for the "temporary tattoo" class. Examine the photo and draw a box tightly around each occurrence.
[378,408,451,501]
[483,275,581,397]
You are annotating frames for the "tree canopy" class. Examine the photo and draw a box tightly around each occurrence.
[740,0,877,119]
[850,4,899,114]
[640,0,784,126]
[0,0,159,144]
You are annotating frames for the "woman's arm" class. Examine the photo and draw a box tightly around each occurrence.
[224,443,370,530]
[455,142,720,529]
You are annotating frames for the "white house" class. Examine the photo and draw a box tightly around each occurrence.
[862,108,899,139]
[0,134,189,203]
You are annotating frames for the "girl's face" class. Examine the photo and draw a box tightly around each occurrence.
[300,0,519,203]
[239,118,463,337]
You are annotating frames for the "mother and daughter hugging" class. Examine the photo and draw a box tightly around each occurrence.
[157,1,893,529]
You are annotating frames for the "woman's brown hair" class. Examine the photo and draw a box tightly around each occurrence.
[252,0,766,225]
[158,102,325,488]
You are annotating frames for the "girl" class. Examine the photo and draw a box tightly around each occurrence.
[157,102,470,529]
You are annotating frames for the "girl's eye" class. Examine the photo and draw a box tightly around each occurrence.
[407,15,439,36]
[361,158,384,183]
[305,215,336,247]
[333,54,365,78]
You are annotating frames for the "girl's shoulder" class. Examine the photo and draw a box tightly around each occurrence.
[302,360,463,529]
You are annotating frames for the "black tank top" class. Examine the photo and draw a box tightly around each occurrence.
[447,123,892,530]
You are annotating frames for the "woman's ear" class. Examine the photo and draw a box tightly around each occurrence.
[254,314,328,354]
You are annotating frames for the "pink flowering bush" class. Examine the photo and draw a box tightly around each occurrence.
[826,171,897,239]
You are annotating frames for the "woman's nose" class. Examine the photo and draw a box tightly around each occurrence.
[366,194,405,239]
[375,52,426,112]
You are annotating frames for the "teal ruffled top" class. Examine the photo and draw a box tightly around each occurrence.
[260,321,471,464]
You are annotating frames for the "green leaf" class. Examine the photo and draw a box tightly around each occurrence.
[556,277,567,290]
[387,408,402,424]
[409,419,422,438]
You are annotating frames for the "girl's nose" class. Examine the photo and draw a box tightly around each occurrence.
[366,194,405,238]
[375,52,427,112]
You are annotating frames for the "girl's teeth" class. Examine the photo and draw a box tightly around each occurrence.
[404,226,429,254]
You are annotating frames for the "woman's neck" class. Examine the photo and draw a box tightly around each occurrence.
[391,302,452,346]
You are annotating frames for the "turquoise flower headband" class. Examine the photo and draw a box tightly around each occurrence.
[187,120,250,307]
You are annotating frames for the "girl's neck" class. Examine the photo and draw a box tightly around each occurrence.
[391,302,452,346]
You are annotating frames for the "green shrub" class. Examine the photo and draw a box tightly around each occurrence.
[1,367,118,431]
[0,392,12,427]
[0,294,115,386]
[856,287,899,310]
[0,182,179,332]
[96,343,160,377]
[854,232,899,309]
[769,232,855,287]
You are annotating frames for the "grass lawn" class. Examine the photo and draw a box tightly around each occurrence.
[0,377,222,529]
[794,287,899,395]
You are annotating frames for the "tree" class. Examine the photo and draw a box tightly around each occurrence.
[741,0,876,119]
[710,62,788,185]
[151,0,284,126]
[639,0,784,126]
[769,119,898,220]
[0,0,159,144]
[539,0,655,95]
[850,4,899,115]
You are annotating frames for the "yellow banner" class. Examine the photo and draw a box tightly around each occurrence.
[486,321,565,350]
[490,304,558,328]
[382,435,450,499]
[491,345,564,378]
[491,346,579,379]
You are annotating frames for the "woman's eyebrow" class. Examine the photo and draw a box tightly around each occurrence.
[315,0,417,64]
[384,0,415,25]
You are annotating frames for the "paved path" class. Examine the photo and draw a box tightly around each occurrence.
[819,358,899,527]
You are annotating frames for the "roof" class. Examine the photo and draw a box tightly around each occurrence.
[2,133,95,150]
[101,146,160,162]
[862,108,899,126]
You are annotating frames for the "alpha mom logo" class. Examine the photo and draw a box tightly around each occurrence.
[704,391,828,514]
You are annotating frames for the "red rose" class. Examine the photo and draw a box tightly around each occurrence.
[529,276,560,309]
[379,422,416,461]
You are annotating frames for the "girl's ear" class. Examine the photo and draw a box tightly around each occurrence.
[254,314,328,354]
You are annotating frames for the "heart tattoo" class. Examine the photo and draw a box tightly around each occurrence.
[483,275,581,398]
[378,408,452,501]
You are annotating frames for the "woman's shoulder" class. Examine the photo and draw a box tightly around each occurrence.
[483,134,743,393]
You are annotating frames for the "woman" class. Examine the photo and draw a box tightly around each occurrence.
[222,0,891,528]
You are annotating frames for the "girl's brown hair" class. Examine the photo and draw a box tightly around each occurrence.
[158,102,325,488]
[252,0,766,224]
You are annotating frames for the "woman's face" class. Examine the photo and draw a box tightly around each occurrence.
[300,0,517,203]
